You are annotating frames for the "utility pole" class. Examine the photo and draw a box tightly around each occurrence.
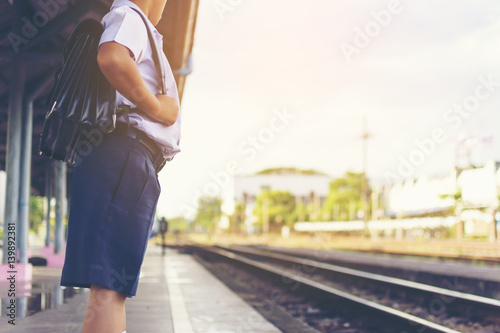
[361,117,371,237]
[261,186,270,234]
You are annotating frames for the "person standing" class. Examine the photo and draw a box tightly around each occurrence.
[159,217,169,256]
[60,1,181,332]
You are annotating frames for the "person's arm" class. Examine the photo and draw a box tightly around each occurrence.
[97,41,179,126]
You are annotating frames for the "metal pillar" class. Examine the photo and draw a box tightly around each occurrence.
[18,101,33,264]
[24,70,59,251]
[2,60,25,264]
[53,283,63,309]
[45,164,52,246]
[17,297,27,319]
[54,161,66,253]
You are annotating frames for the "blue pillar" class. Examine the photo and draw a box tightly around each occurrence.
[54,161,66,254]
[18,101,33,264]
[2,60,25,264]
[45,164,52,247]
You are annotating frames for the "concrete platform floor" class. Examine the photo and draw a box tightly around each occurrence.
[1,244,281,333]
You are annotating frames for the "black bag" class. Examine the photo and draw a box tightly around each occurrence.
[39,19,116,165]
[39,8,165,165]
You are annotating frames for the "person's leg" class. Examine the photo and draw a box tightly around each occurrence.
[83,284,127,333]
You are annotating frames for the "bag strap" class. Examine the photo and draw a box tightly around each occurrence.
[115,7,167,125]
[131,7,166,95]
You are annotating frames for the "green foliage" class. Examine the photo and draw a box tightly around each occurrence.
[193,196,222,233]
[256,167,327,176]
[293,202,310,222]
[230,202,246,233]
[166,216,189,232]
[233,202,245,219]
[440,191,462,201]
[254,190,296,230]
[321,171,365,221]
[29,195,45,232]
[439,191,463,213]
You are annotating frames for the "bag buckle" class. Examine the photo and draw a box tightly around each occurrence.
[116,105,132,127]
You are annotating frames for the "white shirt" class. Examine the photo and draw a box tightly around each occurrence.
[99,0,181,161]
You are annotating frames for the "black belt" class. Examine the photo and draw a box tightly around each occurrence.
[113,122,166,173]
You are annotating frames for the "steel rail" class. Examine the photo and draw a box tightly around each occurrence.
[341,248,500,265]
[224,245,500,308]
[192,245,462,333]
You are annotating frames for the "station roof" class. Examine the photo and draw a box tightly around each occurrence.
[0,0,199,195]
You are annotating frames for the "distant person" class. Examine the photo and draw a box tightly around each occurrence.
[159,217,169,255]
[60,0,181,332]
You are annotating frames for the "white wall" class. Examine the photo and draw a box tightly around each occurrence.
[385,170,457,215]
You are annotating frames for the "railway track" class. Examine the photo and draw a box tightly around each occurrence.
[332,248,500,266]
[187,244,500,333]
[246,244,500,299]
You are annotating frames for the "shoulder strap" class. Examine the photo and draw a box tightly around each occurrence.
[130,7,166,95]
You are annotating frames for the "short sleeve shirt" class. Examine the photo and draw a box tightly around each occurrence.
[99,0,181,161]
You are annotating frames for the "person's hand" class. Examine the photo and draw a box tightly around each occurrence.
[154,94,179,126]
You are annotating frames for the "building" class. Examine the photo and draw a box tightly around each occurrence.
[381,169,457,218]
[376,160,500,239]
[233,169,331,232]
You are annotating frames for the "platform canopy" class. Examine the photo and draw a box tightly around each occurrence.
[0,0,199,195]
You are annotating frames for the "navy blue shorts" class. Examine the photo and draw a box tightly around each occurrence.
[60,130,161,297]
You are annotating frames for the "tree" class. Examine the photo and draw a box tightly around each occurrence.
[30,195,45,233]
[230,202,246,234]
[253,189,296,232]
[321,171,367,221]
[167,216,189,233]
[193,196,222,233]
[293,202,310,222]
[256,167,327,176]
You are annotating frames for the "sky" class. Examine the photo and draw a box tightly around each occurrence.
[156,0,500,218]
